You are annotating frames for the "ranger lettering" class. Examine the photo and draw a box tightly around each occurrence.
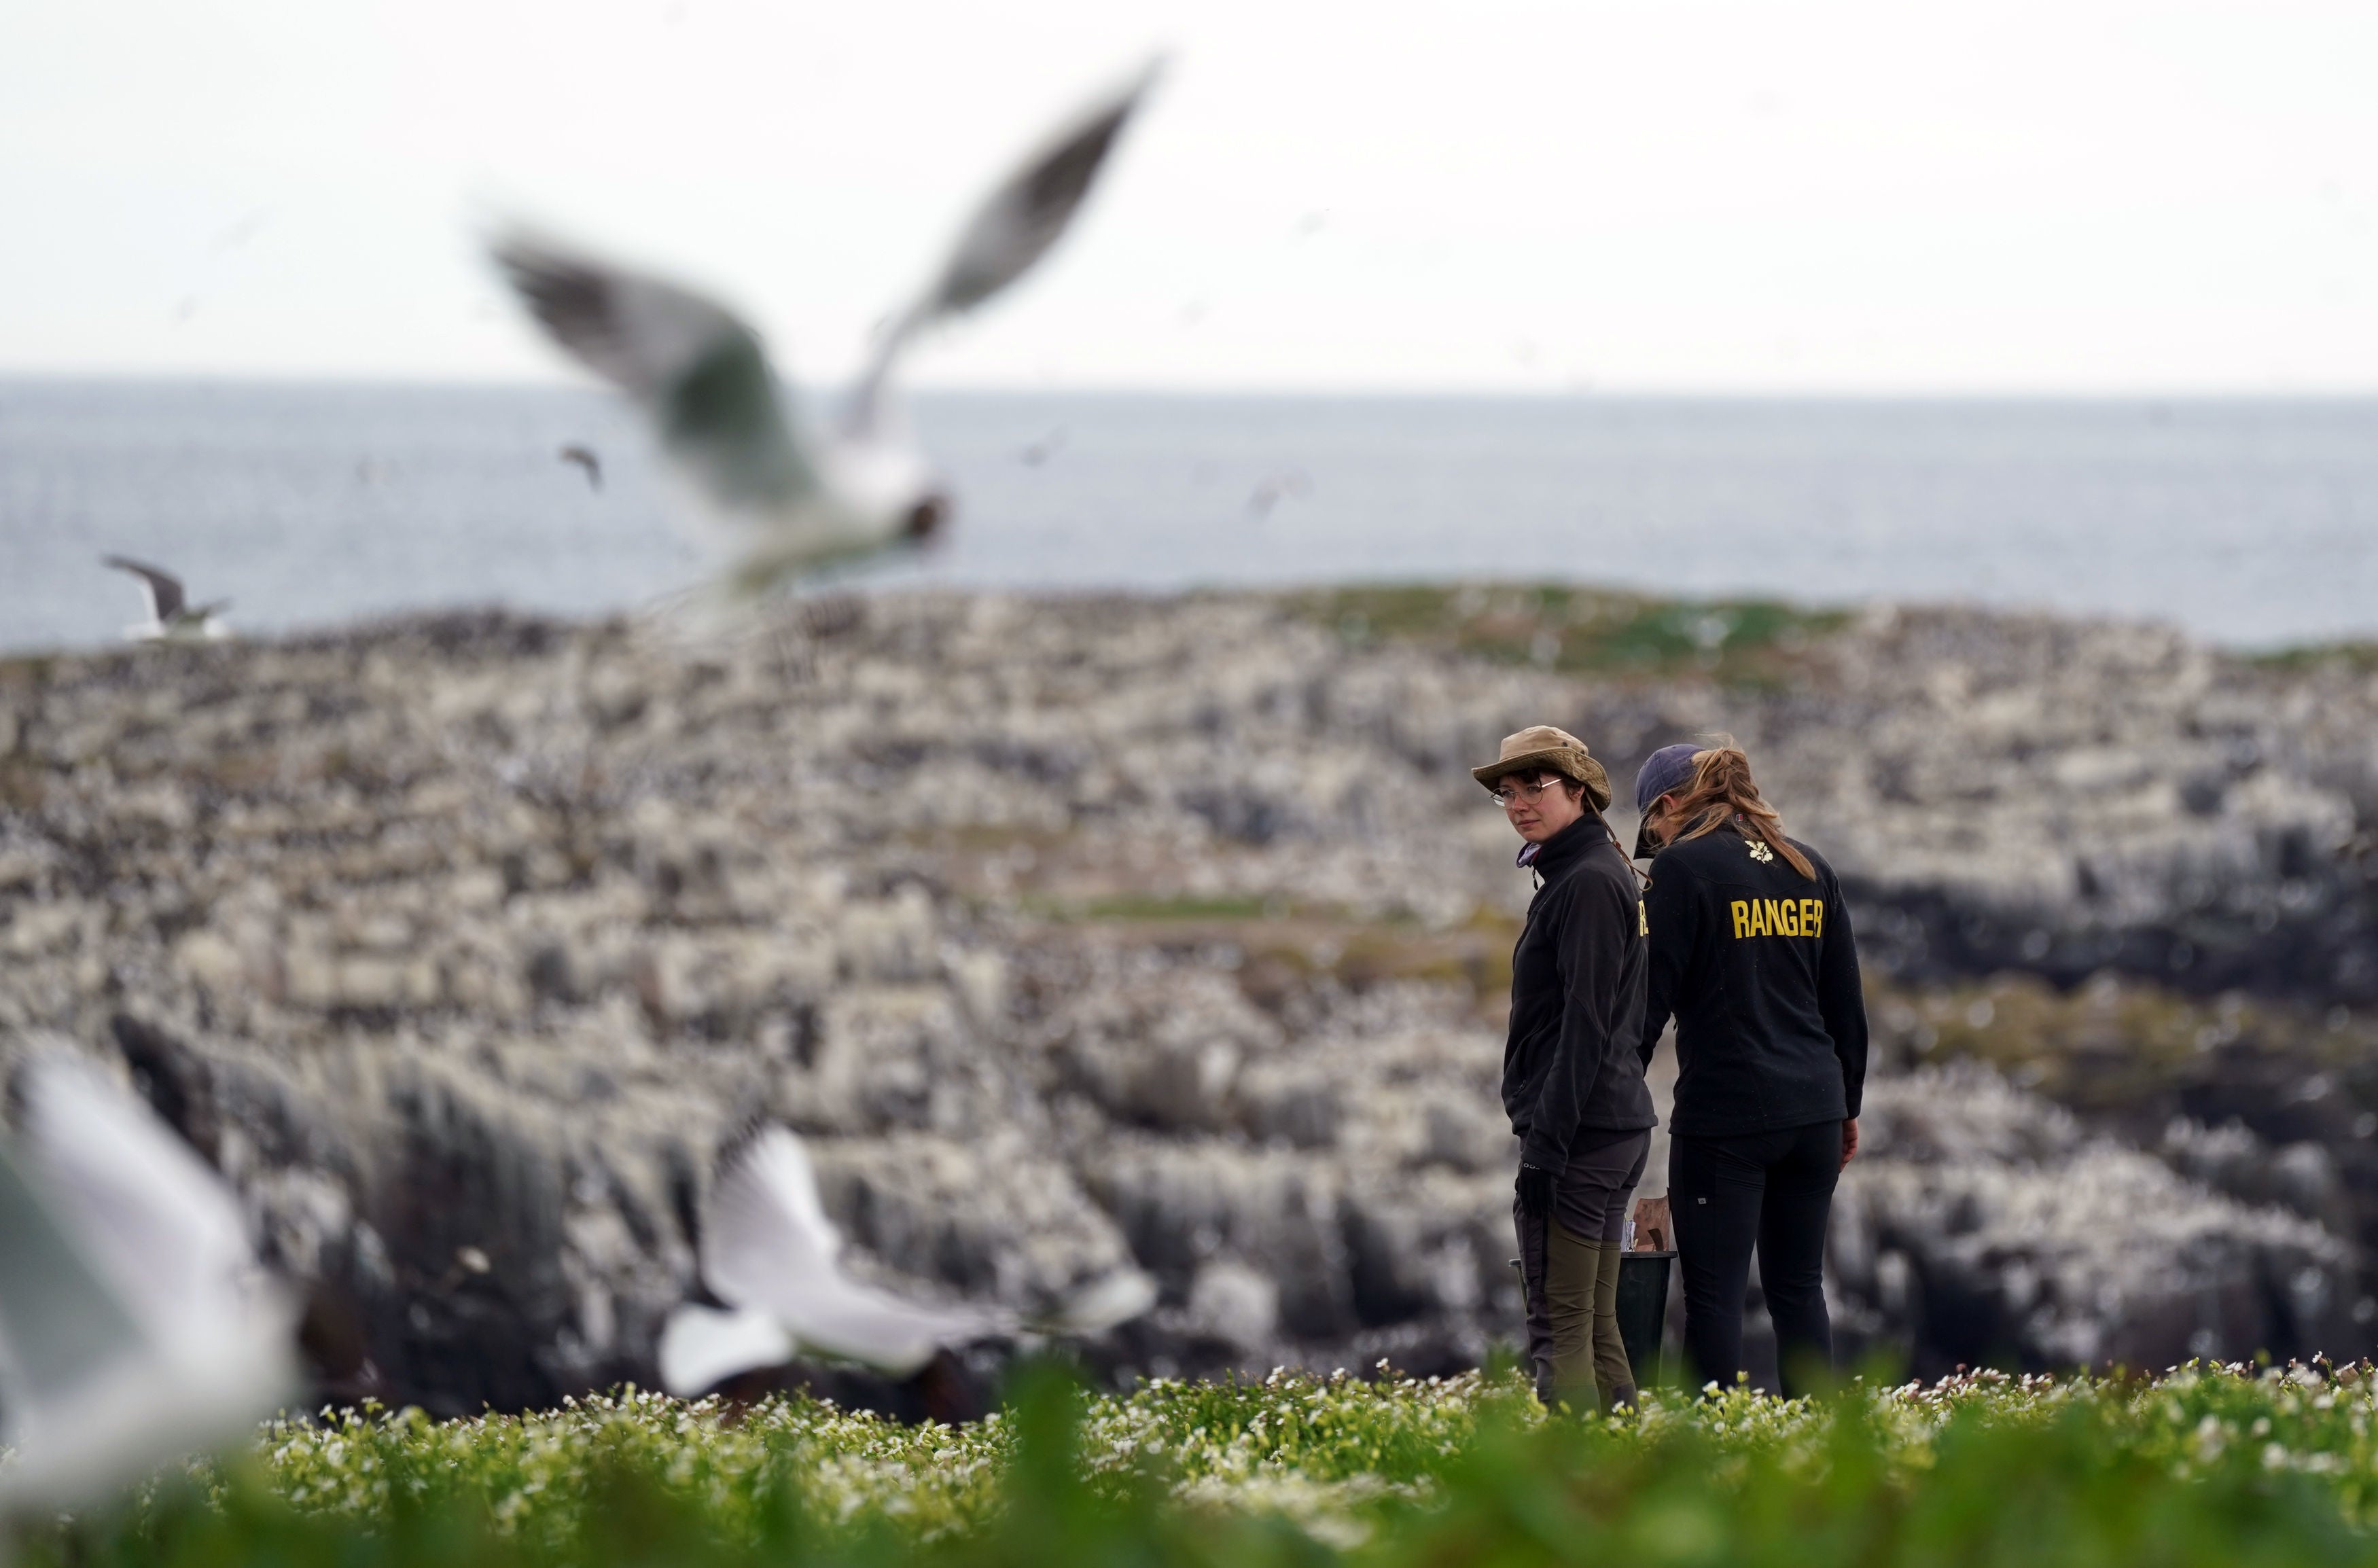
[1727,897,1827,939]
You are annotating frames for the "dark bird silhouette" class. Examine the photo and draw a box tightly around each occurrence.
[558,443,603,491]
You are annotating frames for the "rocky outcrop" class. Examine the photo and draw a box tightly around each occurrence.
[1766,611,2378,1001]
[1,590,2374,1410]
[1829,1065,2353,1376]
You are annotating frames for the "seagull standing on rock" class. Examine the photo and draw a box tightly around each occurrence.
[658,1124,1154,1395]
[0,1056,294,1512]
[491,60,1159,600]
[101,556,230,643]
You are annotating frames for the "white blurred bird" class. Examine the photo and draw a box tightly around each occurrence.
[658,1124,1154,1395]
[490,60,1158,600]
[102,556,230,643]
[0,1056,294,1510]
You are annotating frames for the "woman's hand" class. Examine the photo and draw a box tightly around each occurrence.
[1516,1164,1555,1217]
[1839,1118,1860,1171]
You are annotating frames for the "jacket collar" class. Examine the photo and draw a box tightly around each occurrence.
[1637,809,1748,861]
[1516,812,1604,876]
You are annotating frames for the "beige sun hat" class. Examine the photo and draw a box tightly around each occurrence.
[1470,725,1612,811]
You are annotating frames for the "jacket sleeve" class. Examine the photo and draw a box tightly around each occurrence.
[1816,867,1869,1119]
[1520,873,1633,1171]
[1638,858,1691,1069]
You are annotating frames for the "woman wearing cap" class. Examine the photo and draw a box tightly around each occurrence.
[1474,725,1656,1414]
[1630,742,1867,1397]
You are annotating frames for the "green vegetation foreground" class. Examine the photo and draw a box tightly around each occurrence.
[29,1362,2378,1567]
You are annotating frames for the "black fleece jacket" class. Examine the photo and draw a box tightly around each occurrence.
[1638,823,1868,1139]
[1501,814,1656,1171]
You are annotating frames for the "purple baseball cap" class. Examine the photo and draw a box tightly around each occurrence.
[1631,743,1704,859]
[1633,743,1703,814]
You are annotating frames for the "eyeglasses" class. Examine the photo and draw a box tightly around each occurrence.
[1491,777,1567,808]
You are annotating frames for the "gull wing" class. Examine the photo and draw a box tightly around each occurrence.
[17,1057,262,1345]
[847,60,1159,437]
[700,1126,1006,1376]
[0,1145,148,1418]
[702,1124,844,1292]
[101,556,183,622]
[0,1057,292,1510]
[768,1283,1003,1378]
[656,1303,794,1397]
[493,235,819,516]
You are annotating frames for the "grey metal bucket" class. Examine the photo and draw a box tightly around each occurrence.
[1616,1250,1674,1387]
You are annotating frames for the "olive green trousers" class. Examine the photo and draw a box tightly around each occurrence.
[1542,1230,1635,1412]
[1513,1133,1649,1414]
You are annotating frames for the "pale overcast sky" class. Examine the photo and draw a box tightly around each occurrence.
[3,0,2373,392]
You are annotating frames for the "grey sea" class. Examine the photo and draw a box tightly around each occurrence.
[5,380,2377,652]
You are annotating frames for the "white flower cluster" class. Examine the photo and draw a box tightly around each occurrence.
[220,1361,2378,1548]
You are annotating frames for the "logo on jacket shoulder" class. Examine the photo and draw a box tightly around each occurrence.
[1731,897,1823,939]
[1745,839,1775,863]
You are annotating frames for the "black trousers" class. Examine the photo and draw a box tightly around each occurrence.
[1668,1119,1841,1398]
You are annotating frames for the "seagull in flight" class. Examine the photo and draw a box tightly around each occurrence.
[1245,468,1311,519]
[657,1124,1154,1395]
[558,443,604,491]
[0,1056,294,1511]
[491,60,1158,599]
[1017,427,1068,468]
[102,556,230,643]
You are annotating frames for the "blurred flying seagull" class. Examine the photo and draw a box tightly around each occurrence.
[1245,467,1311,519]
[1017,426,1069,468]
[558,443,603,491]
[0,1056,294,1510]
[101,556,230,643]
[491,59,1158,598]
[658,1124,1154,1394]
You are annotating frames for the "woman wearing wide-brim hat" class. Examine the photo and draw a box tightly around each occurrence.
[1472,725,1656,1414]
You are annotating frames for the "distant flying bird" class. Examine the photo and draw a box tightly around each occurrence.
[1017,427,1067,467]
[0,1056,294,1511]
[657,1124,1153,1395]
[558,442,603,491]
[491,60,1158,599]
[102,556,230,642]
[1245,468,1311,519]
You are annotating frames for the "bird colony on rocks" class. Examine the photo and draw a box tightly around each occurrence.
[2,586,2377,1412]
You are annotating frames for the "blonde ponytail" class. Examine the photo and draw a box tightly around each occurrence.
[1663,747,1816,880]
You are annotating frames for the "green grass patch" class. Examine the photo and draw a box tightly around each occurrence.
[2243,641,2378,674]
[1282,584,1850,687]
[24,1363,2378,1565]
[1021,893,1280,923]
[1867,972,2378,1118]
